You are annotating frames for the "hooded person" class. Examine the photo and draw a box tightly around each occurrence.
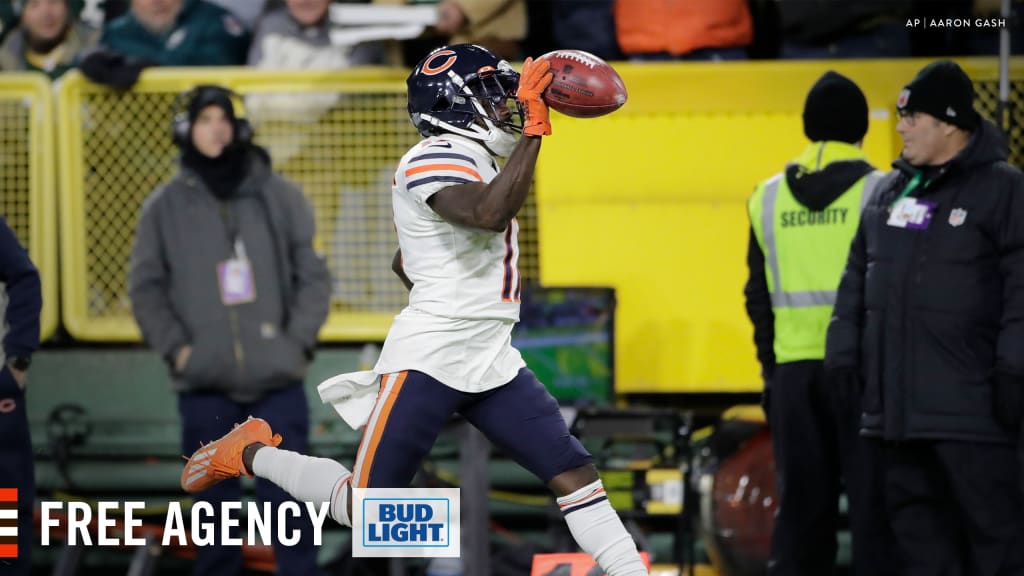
[129,85,331,576]
[0,0,99,78]
[826,60,1024,575]
[744,71,897,576]
[177,86,252,198]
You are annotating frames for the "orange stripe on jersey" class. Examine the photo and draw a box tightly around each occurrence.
[354,371,408,488]
[0,489,16,502]
[405,164,482,181]
[0,544,15,558]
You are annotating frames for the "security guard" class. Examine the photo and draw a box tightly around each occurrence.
[744,71,893,576]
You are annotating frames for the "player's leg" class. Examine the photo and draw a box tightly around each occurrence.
[461,367,648,576]
[182,371,462,528]
[250,384,321,576]
[308,370,464,521]
[350,370,464,487]
[179,392,246,576]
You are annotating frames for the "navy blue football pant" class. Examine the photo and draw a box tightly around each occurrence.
[767,360,896,576]
[352,367,592,488]
[179,384,322,576]
[0,367,32,575]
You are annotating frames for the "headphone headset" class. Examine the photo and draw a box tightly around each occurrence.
[170,85,253,148]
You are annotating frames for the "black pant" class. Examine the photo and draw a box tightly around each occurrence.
[0,368,32,575]
[884,440,1024,576]
[768,360,895,576]
[179,384,321,576]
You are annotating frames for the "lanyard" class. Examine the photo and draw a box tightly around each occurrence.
[218,202,245,258]
[892,171,928,206]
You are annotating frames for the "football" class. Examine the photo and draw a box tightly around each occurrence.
[539,50,628,118]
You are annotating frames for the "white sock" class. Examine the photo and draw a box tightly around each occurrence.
[557,479,648,576]
[252,447,353,526]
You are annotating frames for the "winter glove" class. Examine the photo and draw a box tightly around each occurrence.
[79,48,156,90]
[993,371,1024,435]
[516,56,553,137]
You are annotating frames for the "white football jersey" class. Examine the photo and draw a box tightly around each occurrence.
[374,134,525,392]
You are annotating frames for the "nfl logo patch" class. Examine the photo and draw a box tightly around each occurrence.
[897,88,911,109]
[949,208,967,227]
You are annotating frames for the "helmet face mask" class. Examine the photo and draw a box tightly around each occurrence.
[408,44,524,156]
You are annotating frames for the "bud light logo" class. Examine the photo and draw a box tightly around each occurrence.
[353,488,460,558]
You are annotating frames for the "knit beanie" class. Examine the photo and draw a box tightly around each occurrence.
[896,60,979,131]
[803,71,869,144]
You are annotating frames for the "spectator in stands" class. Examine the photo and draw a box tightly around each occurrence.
[80,0,249,90]
[777,1,910,59]
[0,216,42,576]
[0,0,99,78]
[129,85,330,576]
[775,1,911,59]
[549,0,621,61]
[374,0,526,60]
[248,0,386,72]
[614,0,752,60]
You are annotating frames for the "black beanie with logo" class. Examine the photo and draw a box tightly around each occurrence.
[896,60,979,131]
[802,71,869,145]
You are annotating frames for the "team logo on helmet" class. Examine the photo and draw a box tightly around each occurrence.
[897,88,911,110]
[421,49,458,76]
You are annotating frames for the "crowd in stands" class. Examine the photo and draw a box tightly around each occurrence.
[0,0,1019,84]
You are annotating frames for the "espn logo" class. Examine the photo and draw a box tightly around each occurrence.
[0,488,17,558]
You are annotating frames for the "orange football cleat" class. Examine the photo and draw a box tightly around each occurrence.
[180,416,282,493]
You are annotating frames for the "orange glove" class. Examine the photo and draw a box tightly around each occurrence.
[517,56,553,137]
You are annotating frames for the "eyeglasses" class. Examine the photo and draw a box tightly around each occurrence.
[897,109,923,126]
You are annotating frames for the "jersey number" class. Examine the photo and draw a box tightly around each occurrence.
[501,219,521,302]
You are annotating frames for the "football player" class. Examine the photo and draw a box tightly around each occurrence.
[181,43,648,575]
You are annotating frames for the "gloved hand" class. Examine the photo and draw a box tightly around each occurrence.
[516,56,553,137]
[993,371,1024,435]
[828,366,863,412]
[79,48,156,90]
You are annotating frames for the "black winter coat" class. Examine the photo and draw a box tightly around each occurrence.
[825,120,1024,442]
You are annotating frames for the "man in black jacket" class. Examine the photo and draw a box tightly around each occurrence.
[0,216,42,575]
[826,60,1024,576]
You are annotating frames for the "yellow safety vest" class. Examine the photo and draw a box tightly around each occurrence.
[749,142,883,363]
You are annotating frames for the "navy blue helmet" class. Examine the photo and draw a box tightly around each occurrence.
[407,44,523,155]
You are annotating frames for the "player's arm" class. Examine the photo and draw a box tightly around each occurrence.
[427,57,552,233]
[428,136,541,232]
[391,248,413,291]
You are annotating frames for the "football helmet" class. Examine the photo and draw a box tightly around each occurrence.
[407,44,523,156]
